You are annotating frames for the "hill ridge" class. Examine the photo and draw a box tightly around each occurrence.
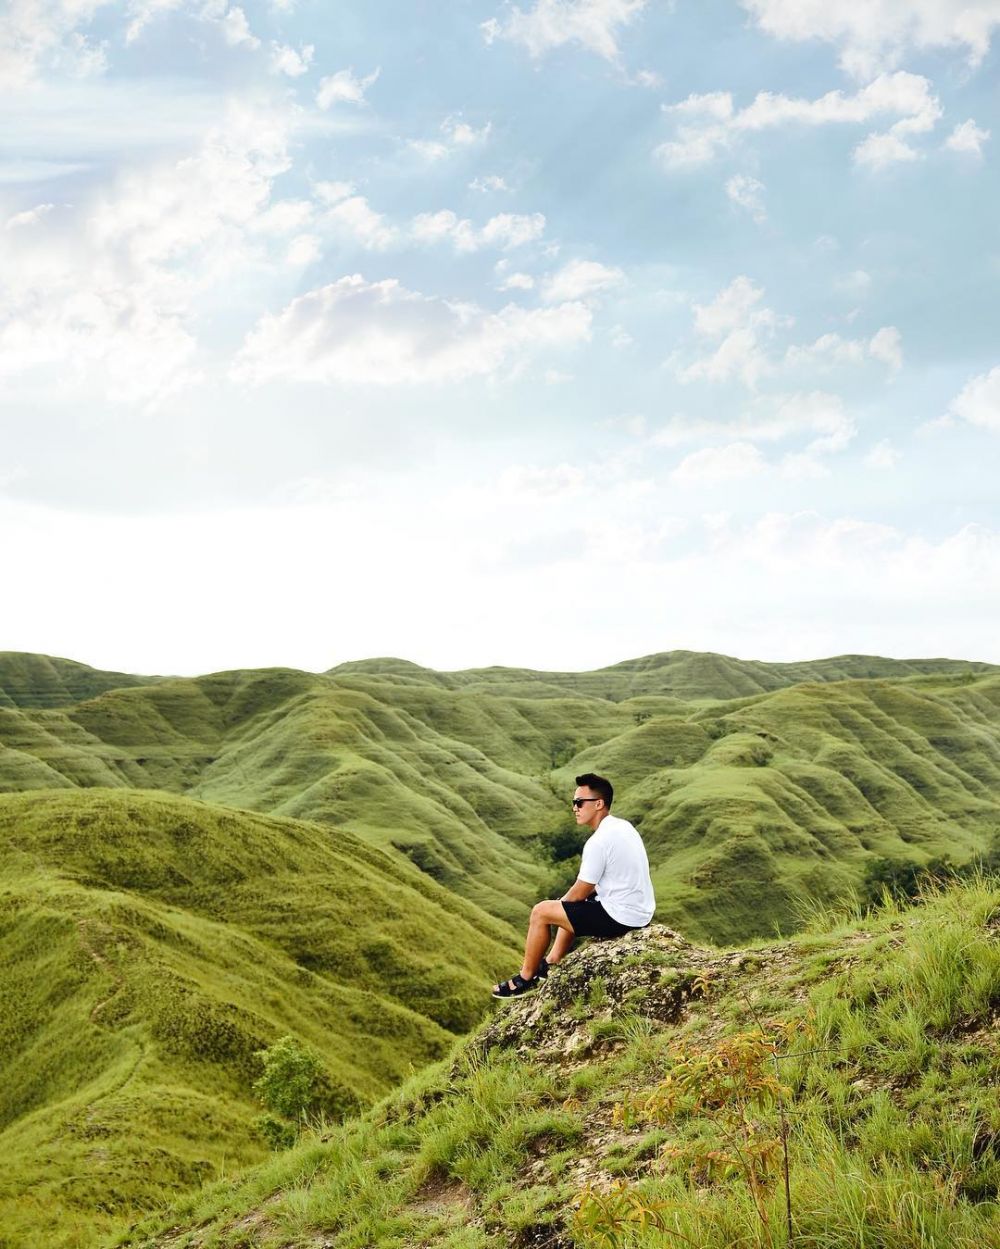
[124,877,1000,1249]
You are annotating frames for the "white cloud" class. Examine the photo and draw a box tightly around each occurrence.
[316,67,380,108]
[610,324,633,348]
[251,198,314,235]
[658,72,941,170]
[409,116,492,161]
[945,118,991,155]
[948,366,1000,431]
[678,278,901,389]
[853,130,920,168]
[269,41,314,76]
[654,392,857,465]
[500,463,585,496]
[469,174,511,193]
[692,275,768,336]
[483,0,648,61]
[285,234,321,267]
[444,117,491,146]
[739,0,1000,78]
[865,438,901,469]
[219,5,259,48]
[786,325,902,373]
[834,269,872,295]
[411,210,545,252]
[725,174,766,222]
[672,441,767,483]
[5,203,56,229]
[324,195,398,250]
[0,0,116,87]
[0,105,296,404]
[679,276,786,387]
[232,274,592,386]
[540,258,625,303]
[498,272,536,291]
[868,325,903,372]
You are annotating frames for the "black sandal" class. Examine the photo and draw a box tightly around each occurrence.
[492,972,540,998]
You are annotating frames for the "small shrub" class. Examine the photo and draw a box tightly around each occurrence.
[253,1035,321,1120]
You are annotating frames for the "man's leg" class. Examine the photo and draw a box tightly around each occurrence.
[520,900,574,980]
[547,925,575,965]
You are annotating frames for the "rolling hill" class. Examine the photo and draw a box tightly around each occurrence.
[0,788,519,1249]
[3,651,999,943]
[122,875,1000,1249]
[3,648,1000,1247]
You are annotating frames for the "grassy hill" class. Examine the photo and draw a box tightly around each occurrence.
[0,652,163,709]
[121,876,1000,1249]
[4,649,1000,1247]
[4,653,999,944]
[0,788,520,1249]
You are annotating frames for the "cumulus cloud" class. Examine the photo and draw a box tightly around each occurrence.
[725,174,766,222]
[408,116,492,161]
[316,66,380,108]
[411,210,545,252]
[677,277,902,390]
[482,0,647,61]
[672,441,766,483]
[315,183,398,250]
[865,438,901,469]
[786,325,902,373]
[948,366,1000,431]
[654,391,855,452]
[469,174,511,193]
[540,259,625,303]
[658,72,941,170]
[0,105,298,404]
[679,276,787,387]
[738,0,1000,78]
[218,5,259,48]
[500,463,585,496]
[945,118,991,155]
[5,203,56,229]
[497,272,536,291]
[269,41,314,76]
[1,0,112,87]
[232,274,592,386]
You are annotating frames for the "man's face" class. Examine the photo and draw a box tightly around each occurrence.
[572,786,604,828]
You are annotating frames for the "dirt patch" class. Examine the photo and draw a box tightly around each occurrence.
[408,1172,472,1216]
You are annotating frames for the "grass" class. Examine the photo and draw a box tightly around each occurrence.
[121,876,1000,1249]
[4,653,1000,943]
[4,650,1000,1246]
[0,789,522,1249]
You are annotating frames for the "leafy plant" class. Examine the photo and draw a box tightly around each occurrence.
[253,1035,322,1147]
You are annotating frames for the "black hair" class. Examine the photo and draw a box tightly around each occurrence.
[575,772,613,808]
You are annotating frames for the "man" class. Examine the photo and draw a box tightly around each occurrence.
[492,772,656,998]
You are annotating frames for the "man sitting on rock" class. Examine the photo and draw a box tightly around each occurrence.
[493,772,656,998]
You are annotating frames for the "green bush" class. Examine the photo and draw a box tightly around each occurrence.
[253,1035,322,1121]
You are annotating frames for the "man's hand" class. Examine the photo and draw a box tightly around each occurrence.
[561,878,597,903]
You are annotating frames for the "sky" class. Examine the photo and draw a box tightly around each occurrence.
[3,0,1000,677]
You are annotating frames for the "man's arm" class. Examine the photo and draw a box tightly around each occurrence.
[562,878,597,902]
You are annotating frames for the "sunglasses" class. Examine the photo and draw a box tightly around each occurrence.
[572,797,601,808]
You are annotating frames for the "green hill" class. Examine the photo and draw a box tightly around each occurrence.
[3,655,1000,945]
[0,653,163,709]
[122,876,1000,1249]
[4,649,1000,1247]
[0,789,519,1249]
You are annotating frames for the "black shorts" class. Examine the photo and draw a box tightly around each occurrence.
[561,898,637,939]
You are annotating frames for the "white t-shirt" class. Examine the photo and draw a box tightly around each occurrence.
[578,813,655,928]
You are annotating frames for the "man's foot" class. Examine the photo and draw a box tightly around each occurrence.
[492,972,541,998]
